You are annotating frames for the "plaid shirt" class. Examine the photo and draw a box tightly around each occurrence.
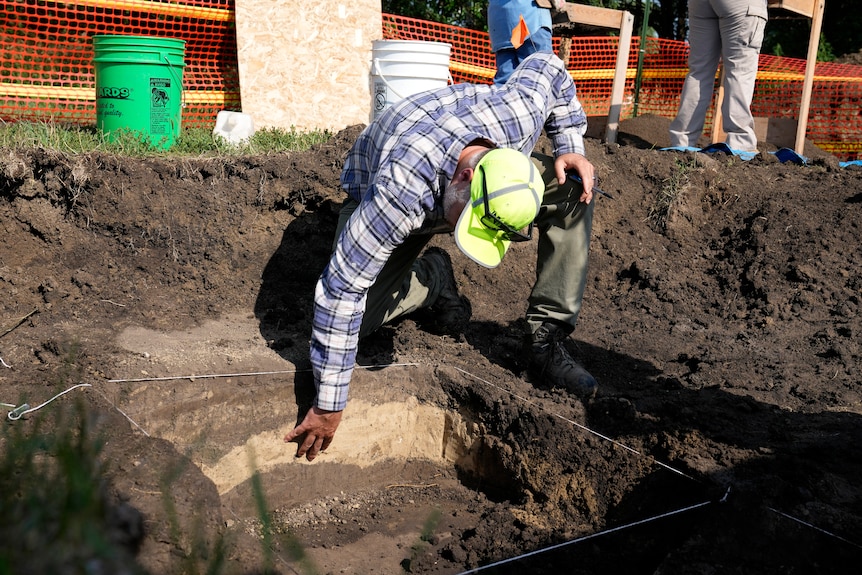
[311,52,588,411]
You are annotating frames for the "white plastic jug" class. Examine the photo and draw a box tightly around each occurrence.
[213,111,255,144]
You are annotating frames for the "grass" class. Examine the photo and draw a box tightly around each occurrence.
[647,156,696,231]
[0,338,146,574]
[0,344,307,575]
[0,119,330,574]
[0,120,333,156]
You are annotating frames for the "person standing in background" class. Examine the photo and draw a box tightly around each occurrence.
[488,0,567,85]
[669,0,769,152]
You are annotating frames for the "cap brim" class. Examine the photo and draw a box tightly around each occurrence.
[453,202,511,269]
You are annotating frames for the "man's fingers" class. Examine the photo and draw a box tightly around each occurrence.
[321,435,334,452]
[284,421,309,444]
[303,435,328,461]
[298,433,316,458]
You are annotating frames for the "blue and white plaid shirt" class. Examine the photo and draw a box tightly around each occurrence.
[311,52,588,411]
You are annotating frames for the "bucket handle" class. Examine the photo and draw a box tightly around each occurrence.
[372,58,454,102]
[163,54,186,108]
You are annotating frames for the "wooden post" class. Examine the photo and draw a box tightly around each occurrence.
[711,66,726,143]
[607,11,635,144]
[794,0,826,154]
[558,37,572,64]
[553,4,635,145]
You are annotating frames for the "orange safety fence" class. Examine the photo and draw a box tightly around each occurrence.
[0,0,240,126]
[386,13,862,161]
[2,5,861,160]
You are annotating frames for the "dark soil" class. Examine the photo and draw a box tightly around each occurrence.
[1,114,861,574]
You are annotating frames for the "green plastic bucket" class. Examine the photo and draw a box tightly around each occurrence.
[93,35,186,149]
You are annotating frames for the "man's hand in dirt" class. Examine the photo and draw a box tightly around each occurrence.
[555,152,595,204]
[284,406,343,461]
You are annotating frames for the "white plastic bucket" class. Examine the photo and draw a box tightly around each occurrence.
[370,40,452,120]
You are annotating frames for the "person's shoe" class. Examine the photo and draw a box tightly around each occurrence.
[528,322,597,399]
[422,247,471,333]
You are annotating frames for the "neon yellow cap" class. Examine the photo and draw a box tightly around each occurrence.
[454,149,544,268]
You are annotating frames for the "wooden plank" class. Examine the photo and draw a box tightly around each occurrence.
[711,67,726,143]
[715,116,798,148]
[767,0,818,17]
[795,0,826,153]
[758,117,798,147]
[585,115,608,140]
[605,10,634,144]
[234,0,381,132]
[553,4,633,144]
[558,37,572,64]
[554,3,628,29]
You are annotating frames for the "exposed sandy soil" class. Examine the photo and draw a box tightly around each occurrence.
[1,114,861,574]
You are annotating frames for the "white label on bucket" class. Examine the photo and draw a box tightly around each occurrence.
[150,78,171,136]
[373,83,387,116]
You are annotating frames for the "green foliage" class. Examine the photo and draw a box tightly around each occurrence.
[401,507,442,572]
[820,0,862,59]
[768,31,835,62]
[0,121,105,153]
[0,344,303,574]
[382,0,689,42]
[242,126,333,154]
[0,400,147,574]
[383,0,488,30]
[648,156,695,231]
[0,121,333,156]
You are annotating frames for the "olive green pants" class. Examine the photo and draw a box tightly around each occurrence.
[334,152,594,338]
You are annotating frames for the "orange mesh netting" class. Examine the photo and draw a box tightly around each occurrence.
[1,7,860,160]
[0,0,240,127]
[385,14,862,160]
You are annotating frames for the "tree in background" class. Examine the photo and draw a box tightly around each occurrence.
[382,0,487,30]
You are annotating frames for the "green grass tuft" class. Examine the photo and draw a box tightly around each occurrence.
[0,120,333,156]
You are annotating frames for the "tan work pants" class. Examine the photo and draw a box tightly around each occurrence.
[669,0,768,151]
[335,152,594,339]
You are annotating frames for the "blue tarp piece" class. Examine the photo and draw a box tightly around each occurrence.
[772,147,807,165]
[839,160,862,168]
[699,142,758,161]
[659,144,808,164]
[660,143,757,160]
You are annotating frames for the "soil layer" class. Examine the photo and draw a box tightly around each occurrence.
[1,116,861,574]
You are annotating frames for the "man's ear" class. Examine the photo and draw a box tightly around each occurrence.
[452,166,474,185]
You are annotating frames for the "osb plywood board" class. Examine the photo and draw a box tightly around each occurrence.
[234,0,381,131]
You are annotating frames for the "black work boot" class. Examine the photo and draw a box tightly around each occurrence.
[529,322,597,399]
[421,247,471,333]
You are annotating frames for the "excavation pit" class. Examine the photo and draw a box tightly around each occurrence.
[5,126,860,573]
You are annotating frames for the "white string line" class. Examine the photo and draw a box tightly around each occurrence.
[0,356,11,368]
[107,362,421,383]
[451,366,694,480]
[768,507,862,550]
[92,388,151,437]
[456,497,718,575]
[2,383,150,437]
[6,383,92,420]
[101,361,862,552]
[454,366,862,553]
